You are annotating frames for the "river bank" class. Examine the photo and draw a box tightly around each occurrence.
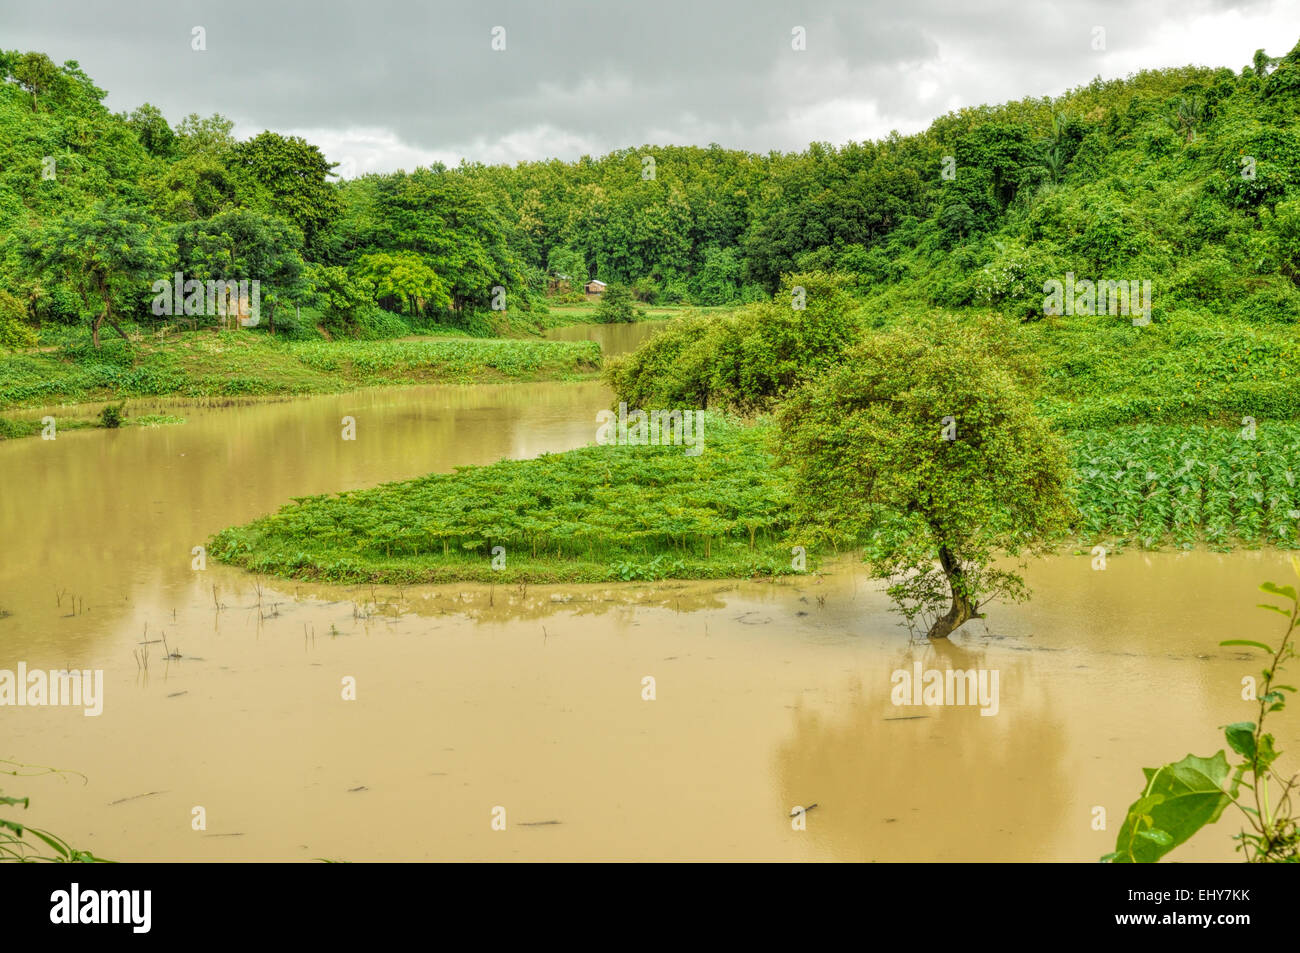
[0,332,605,439]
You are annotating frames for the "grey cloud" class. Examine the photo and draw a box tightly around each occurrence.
[1,0,1295,169]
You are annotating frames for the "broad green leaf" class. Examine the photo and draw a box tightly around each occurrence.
[1228,763,1248,799]
[1220,639,1274,653]
[1255,734,1279,772]
[1110,751,1231,863]
[1137,828,1173,846]
[1223,722,1256,759]
[1259,581,1297,604]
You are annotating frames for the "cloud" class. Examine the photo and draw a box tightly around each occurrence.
[2,0,1297,172]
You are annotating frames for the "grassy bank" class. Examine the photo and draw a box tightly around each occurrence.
[209,419,1300,585]
[0,332,603,415]
[0,411,185,439]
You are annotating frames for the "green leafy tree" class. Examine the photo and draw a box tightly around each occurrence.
[775,317,1075,639]
[594,282,643,323]
[173,209,308,333]
[11,52,59,112]
[545,245,587,291]
[230,131,342,259]
[351,250,450,315]
[304,263,380,336]
[21,202,172,348]
[691,245,743,305]
[174,113,236,158]
[126,103,176,159]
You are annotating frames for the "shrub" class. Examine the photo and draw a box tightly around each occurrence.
[99,401,125,428]
[594,283,644,323]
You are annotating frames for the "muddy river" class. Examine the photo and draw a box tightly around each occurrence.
[2,321,1296,861]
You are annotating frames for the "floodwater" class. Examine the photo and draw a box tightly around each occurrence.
[2,361,1297,861]
[542,318,671,356]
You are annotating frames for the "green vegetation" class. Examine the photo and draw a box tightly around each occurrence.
[593,283,644,323]
[210,420,797,584]
[605,272,865,413]
[9,38,1300,637]
[1,761,110,863]
[0,333,600,414]
[6,38,1295,361]
[1105,566,1299,862]
[98,400,124,428]
[1074,424,1300,549]
[776,318,1075,639]
[211,413,1300,585]
[0,408,182,439]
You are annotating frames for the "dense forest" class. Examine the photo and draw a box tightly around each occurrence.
[3,40,1299,353]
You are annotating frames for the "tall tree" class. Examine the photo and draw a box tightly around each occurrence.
[173,208,309,333]
[230,131,342,259]
[11,52,59,112]
[22,202,172,348]
[776,317,1075,639]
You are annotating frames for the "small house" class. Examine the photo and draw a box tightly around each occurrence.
[585,279,607,295]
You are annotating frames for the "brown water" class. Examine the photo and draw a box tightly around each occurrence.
[2,374,1297,861]
[542,318,671,356]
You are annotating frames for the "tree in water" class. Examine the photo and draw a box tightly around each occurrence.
[776,315,1074,639]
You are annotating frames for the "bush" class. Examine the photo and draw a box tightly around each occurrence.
[631,277,661,303]
[0,290,37,351]
[99,401,125,428]
[594,283,645,323]
[606,271,864,413]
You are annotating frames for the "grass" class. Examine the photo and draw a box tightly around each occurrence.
[210,418,1300,585]
[1023,314,1300,429]
[0,330,603,414]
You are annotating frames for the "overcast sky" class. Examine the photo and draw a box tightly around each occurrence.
[3,0,1298,176]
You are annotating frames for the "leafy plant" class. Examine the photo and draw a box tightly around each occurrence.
[1104,562,1300,862]
[0,761,111,863]
[98,400,125,428]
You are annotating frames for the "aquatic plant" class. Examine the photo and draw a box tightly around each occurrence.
[1104,562,1300,863]
[0,761,111,863]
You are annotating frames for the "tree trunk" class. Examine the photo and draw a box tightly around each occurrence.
[100,300,131,345]
[926,545,977,640]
